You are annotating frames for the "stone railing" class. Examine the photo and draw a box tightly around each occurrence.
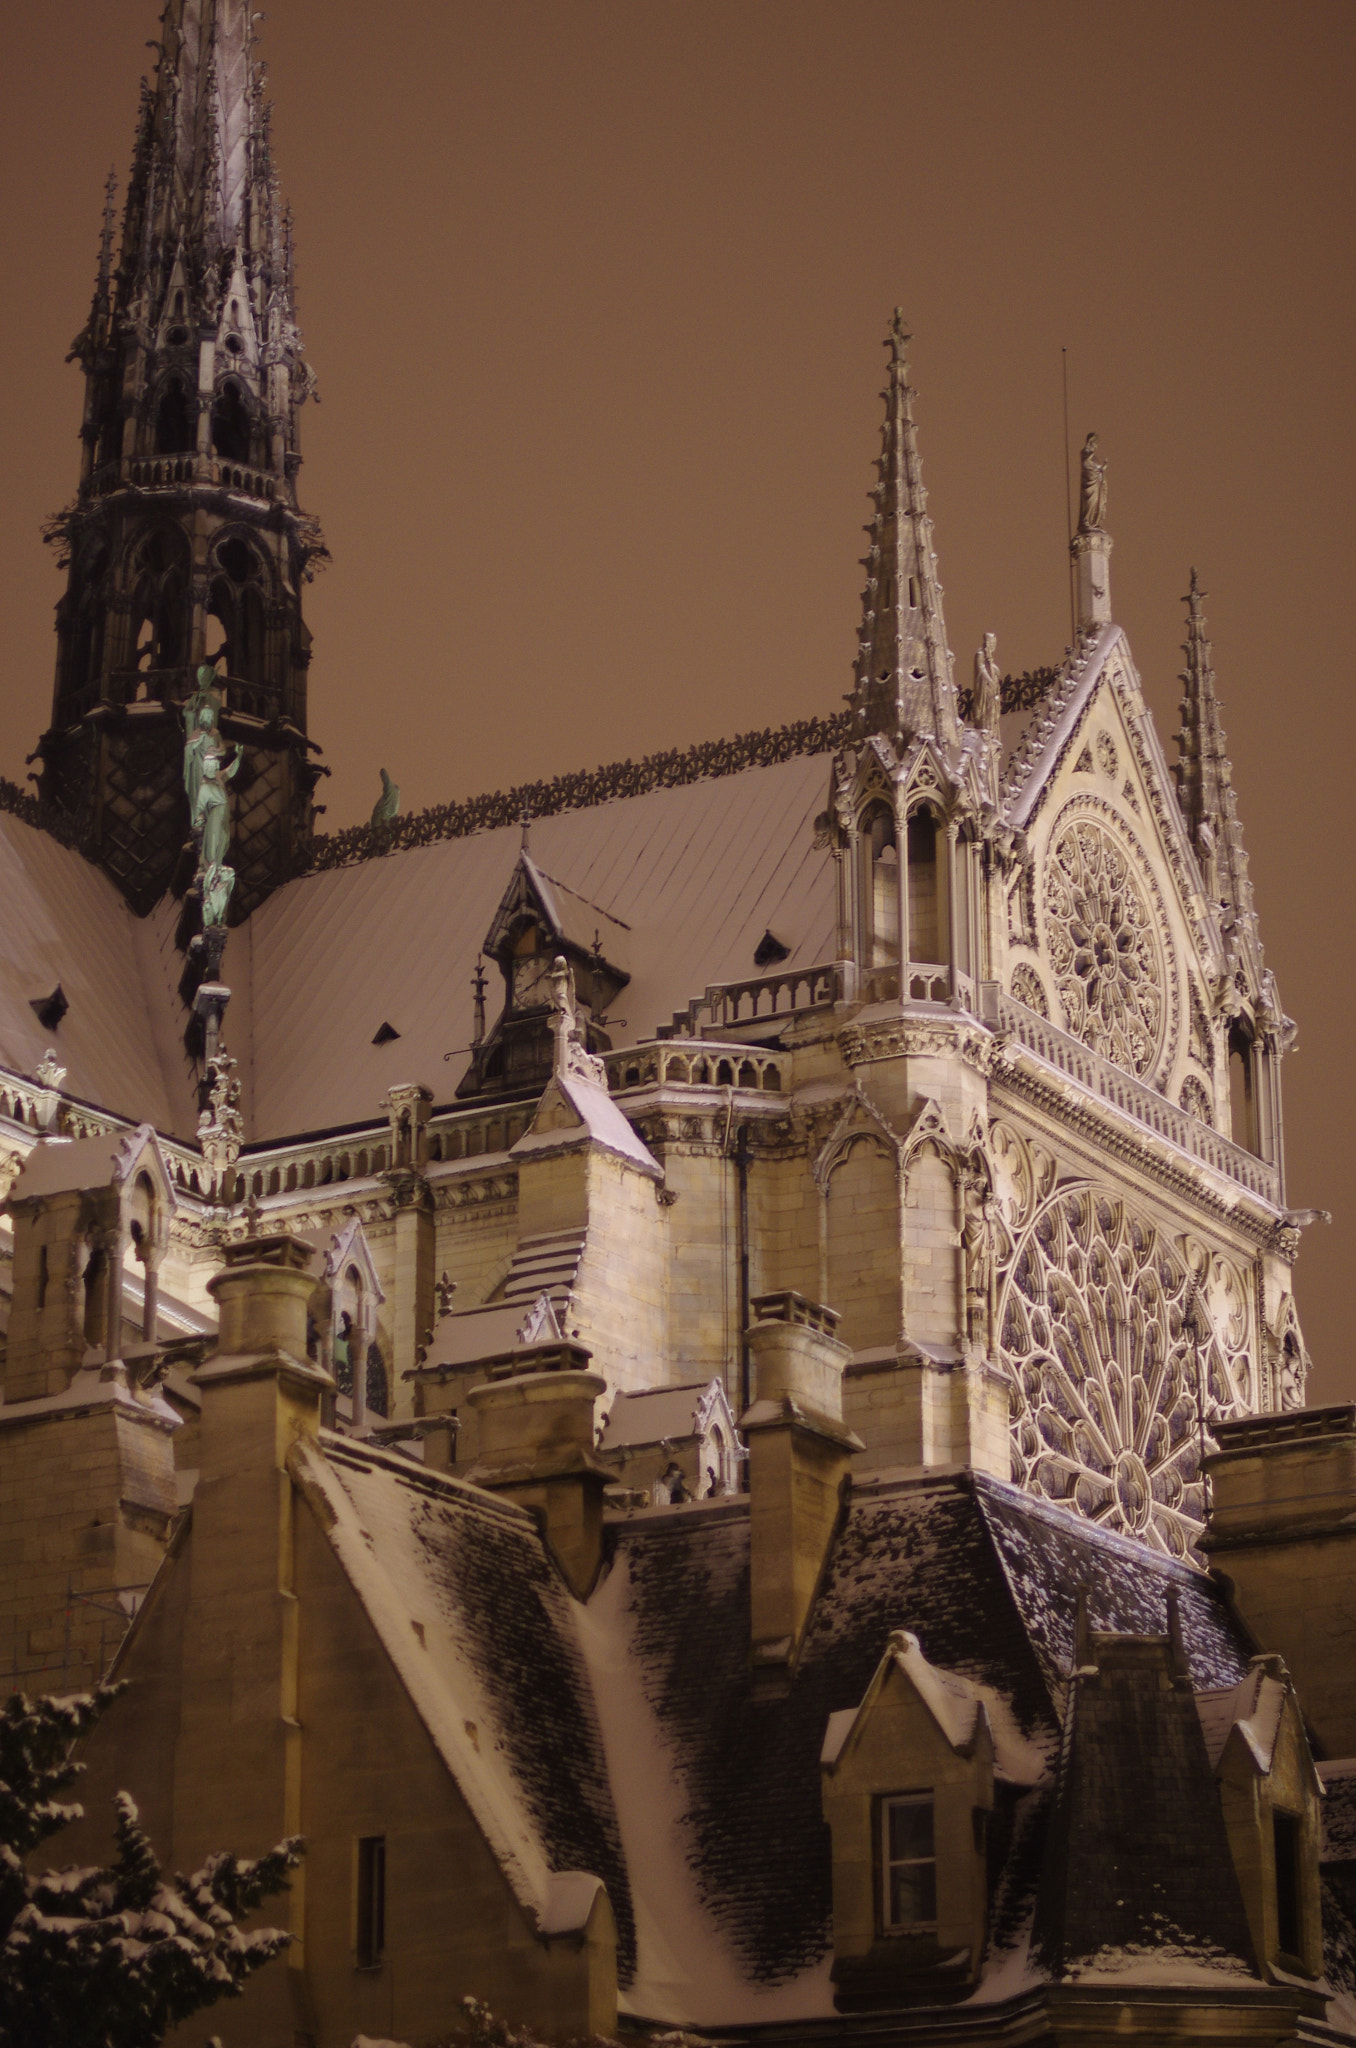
[664,962,840,1040]
[605,1042,787,1094]
[859,961,971,1006]
[237,1099,540,1203]
[120,455,281,501]
[994,994,1282,1204]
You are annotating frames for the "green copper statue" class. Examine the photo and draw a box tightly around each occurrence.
[182,660,242,927]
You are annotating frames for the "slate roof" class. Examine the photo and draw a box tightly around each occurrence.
[1032,1640,1258,1982]
[591,1467,1257,2021]
[0,751,838,1144]
[291,1435,635,1976]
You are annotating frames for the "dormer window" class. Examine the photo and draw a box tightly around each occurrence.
[880,1793,936,1931]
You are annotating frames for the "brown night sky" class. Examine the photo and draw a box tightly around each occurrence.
[0,2,1352,1399]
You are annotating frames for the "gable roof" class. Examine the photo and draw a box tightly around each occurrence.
[287,1434,635,1974]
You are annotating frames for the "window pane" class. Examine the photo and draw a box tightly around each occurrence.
[888,1798,934,1861]
[1274,1812,1301,1958]
[889,1859,937,1926]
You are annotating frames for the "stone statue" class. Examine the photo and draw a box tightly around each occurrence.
[972,632,1001,734]
[371,768,401,825]
[961,1177,997,1344]
[1078,432,1108,533]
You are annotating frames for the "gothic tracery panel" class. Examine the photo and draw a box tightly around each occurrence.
[998,1184,1254,1557]
[1044,808,1173,1080]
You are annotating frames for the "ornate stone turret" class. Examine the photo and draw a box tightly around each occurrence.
[849,312,961,754]
[1173,570,1258,969]
[34,0,326,919]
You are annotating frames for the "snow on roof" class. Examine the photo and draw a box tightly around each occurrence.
[520,855,631,965]
[510,1071,662,1177]
[237,750,835,1140]
[0,815,195,1138]
[418,1295,563,1372]
[288,1434,634,1972]
[599,1382,726,1452]
[1196,1660,1293,1775]
[11,1121,171,1201]
[1320,1762,1356,1864]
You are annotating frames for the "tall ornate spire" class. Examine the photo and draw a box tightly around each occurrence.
[36,0,325,934]
[1173,571,1256,951]
[849,311,960,754]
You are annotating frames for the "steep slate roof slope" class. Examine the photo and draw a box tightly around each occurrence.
[0,813,187,1132]
[242,750,836,1139]
[292,1436,635,1978]
[1033,1644,1258,1982]
[589,1468,1255,2018]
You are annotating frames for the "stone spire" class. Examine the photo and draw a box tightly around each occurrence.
[36,0,326,929]
[850,312,960,754]
[1173,571,1256,947]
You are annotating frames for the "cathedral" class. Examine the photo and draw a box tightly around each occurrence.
[0,5,1353,2045]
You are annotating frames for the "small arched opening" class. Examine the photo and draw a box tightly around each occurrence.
[211,380,252,464]
[906,809,943,965]
[154,377,194,455]
[864,804,899,968]
[1228,1020,1259,1155]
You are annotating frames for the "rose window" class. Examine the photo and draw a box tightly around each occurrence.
[999,1187,1253,1557]
[1046,817,1165,1077]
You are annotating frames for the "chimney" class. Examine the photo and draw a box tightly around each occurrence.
[464,1341,610,1598]
[742,1291,862,1678]
[1203,1404,1356,1756]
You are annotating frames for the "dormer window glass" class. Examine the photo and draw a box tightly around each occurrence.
[1273,1809,1302,1960]
[880,1793,936,1930]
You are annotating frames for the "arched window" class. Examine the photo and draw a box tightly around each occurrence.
[864,805,899,968]
[365,1345,389,1419]
[1228,1020,1259,1154]
[130,527,190,674]
[907,809,943,965]
[154,377,193,454]
[211,380,252,463]
[207,537,269,684]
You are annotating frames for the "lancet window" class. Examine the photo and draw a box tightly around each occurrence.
[864,806,899,969]
[154,376,194,455]
[129,527,191,677]
[906,810,942,965]
[211,379,253,464]
[208,536,270,687]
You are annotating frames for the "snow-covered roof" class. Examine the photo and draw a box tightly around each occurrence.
[288,1434,633,1960]
[11,1121,172,1201]
[1197,1659,1292,1774]
[599,1381,729,1452]
[0,748,835,1146]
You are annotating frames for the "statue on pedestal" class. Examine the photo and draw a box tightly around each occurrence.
[1077,431,1108,534]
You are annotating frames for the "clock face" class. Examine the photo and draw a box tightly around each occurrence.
[512,955,555,1008]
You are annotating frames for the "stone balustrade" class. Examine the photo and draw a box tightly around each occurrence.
[995,993,1282,1203]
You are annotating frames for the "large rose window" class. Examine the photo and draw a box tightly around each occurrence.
[999,1187,1253,1557]
[1045,817,1165,1077]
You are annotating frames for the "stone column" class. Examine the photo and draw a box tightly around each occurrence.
[1071,528,1112,630]
[741,1291,861,1680]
